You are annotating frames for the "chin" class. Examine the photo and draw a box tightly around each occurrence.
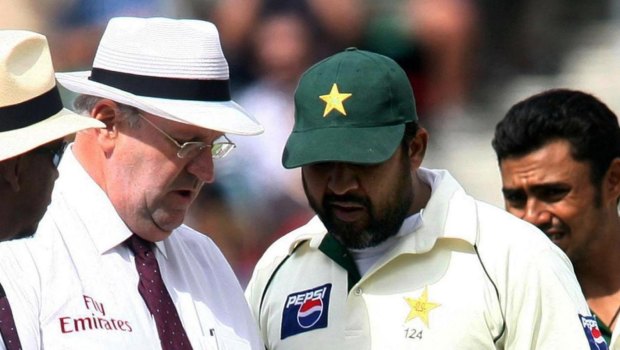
[151,208,187,229]
[156,217,185,233]
[10,226,38,241]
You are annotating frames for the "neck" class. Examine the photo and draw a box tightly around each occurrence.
[0,213,18,240]
[579,271,620,299]
[73,136,107,190]
[575,228,620,298]
[0,185,20,240]
[409,173,431,215]
[573,224,620,329]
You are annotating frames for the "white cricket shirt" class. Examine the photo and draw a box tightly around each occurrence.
[246,169,606,349]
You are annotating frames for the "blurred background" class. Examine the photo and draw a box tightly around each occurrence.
[4,0,619,286]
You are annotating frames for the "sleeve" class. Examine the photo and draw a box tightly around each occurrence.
[245,243,296,346]
[245,253,276,333]
[502,244,607,349]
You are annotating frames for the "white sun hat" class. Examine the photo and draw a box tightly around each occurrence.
[56,17,264,136]
[0,30,105,162]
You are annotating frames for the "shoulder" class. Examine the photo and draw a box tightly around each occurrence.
[245,216,326,308]
[454,200,592,347]
[255,216,326,272]
[0,236,44,292]
[474,200,565,259]
[471,200,588,303]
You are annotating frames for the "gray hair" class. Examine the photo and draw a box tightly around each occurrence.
[73,95,141,127]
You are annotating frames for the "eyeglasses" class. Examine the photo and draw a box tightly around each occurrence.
[35,141,67,167]
[138,114,236,159]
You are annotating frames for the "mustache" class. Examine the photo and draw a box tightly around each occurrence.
[537,221,566,235]
[536,222,552,233]
[173,174,203,191]
[323,193,370,207]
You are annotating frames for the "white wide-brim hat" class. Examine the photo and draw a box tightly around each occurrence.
[56,17,264,136]
[0,30,105,161]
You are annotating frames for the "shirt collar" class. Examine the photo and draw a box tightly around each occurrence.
[279,168,479,256]
[398,168,478,254]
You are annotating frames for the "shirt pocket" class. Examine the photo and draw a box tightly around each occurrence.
[196,328,252,350]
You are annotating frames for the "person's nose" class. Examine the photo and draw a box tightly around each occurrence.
[327,163,359,195]
[520,199,552,227]
[185,151,215,183]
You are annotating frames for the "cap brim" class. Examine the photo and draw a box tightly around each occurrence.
[282,123,405,168]
[56,71,264,136]
[0,108,105,161]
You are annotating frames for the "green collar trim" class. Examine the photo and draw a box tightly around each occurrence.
[318,233,361,292]
[592,311,612,345]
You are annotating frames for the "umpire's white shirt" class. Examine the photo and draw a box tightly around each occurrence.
[0,147,263,349]
[246,168,606,349]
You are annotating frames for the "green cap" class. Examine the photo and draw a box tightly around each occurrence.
[282,48,417,168]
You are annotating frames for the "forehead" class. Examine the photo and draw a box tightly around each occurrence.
[303,146,405,173]
[499,140,591,188]
[143,112,223,140]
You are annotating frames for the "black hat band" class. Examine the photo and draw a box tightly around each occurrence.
[0,87,63,132]
[89,68,231,102]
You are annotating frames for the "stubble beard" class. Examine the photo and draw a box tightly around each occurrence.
[303,161,413,249]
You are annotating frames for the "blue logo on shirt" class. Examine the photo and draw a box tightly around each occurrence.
[281,284,331,339]
[579,314,609,350]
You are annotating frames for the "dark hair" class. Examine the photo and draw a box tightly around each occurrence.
[492,89,620,186]
[401,120,420,150]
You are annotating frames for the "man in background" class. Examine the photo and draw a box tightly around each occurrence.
[0,30,103,241]
[0,29,104,349]
[493,88,620,348]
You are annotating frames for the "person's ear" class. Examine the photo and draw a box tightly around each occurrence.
[0,157,22,192]
[407,127,428,169]
[603,158,620,205]
[91,99,123,156]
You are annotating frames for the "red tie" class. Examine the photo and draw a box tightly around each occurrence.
[127,235,192,350]
[0,284,22,350]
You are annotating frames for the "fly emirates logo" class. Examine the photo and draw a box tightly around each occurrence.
[59,295,133,334]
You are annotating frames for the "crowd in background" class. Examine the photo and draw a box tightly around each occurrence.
[2,0,617,286]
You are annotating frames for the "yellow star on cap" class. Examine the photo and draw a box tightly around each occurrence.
[404,286,440,327]
[319,83,352,117]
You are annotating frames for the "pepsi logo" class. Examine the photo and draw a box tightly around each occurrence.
[281,284,332,339]
[298,297,323,328]
[579,314,609,350]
